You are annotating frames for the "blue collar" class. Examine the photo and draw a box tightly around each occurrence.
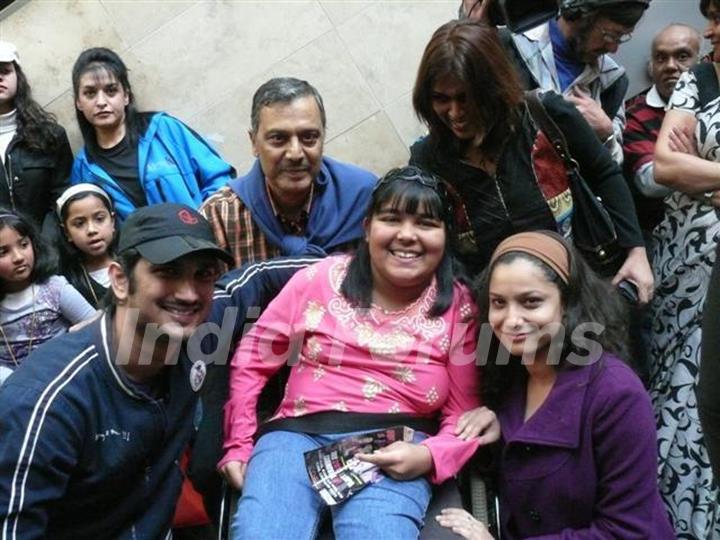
[229,156,374,256]
[549,18,584,91]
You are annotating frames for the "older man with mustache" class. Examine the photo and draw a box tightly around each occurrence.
[194,77,375,528]
[200,77,376,267]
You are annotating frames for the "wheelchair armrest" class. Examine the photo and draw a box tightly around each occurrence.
[218,480,238,540]
[460,443,500,537]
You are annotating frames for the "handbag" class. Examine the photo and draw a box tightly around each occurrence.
[525,90,625,276]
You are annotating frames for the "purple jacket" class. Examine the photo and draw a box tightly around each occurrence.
[496,354,674,539]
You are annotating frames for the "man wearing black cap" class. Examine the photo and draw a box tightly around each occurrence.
[0,203,233,540]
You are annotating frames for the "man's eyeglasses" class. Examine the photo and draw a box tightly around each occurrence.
[599,27,633,44]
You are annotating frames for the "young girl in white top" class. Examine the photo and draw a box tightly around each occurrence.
[0,209,94,384]
[55,184,116,308]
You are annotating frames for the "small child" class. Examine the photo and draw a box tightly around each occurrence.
[55,184,116,308]
[0,209,95,383]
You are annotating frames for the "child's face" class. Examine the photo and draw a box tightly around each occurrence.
[64,195,115,263]
[0,226,34,291]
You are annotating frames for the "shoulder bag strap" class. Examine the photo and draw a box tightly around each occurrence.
[524,89,575,168]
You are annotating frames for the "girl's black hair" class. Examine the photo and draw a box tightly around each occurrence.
[474,231,629,409]
[0,208,56,299]
[341,166,462,317]
[55,191,116,308]
[71,47,148,155]
[13,63,64,154]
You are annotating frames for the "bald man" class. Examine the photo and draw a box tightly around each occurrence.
[623,23,701,238]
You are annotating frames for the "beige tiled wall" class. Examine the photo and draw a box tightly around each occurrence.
[1,0,459,176]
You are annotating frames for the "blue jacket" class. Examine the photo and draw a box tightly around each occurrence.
[229,157,376,256]
[71,112,235,220]
[0,314,201,540]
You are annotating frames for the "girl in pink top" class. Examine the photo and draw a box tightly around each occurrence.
[220,166,498,539]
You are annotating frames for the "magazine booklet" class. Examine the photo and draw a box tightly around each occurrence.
[304,426,415,505]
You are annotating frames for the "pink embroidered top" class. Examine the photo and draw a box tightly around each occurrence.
[220,255,482,483]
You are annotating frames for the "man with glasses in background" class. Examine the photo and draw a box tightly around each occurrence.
[461,0,651,164]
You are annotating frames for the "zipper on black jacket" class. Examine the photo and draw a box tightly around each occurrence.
[4,153,15,210]
[2,135,22,211]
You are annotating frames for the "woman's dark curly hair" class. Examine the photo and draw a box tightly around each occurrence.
[13,63,63,154]
[700,0,720,17]
[474,231,629,409]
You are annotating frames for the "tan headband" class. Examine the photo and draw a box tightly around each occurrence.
[490,231,570,284]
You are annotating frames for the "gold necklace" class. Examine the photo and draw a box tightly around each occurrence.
[0,285,36,367]
[81,266,100,306]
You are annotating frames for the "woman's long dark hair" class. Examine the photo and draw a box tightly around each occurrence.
[0,208,56,300]
[413,20,524,160]
[341,166,465,317]
[13,63,63,154]
[71,47,147,154]
[475,232,629,409]
[55,191,116,307]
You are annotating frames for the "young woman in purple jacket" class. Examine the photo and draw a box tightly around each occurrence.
[438,231,673,539]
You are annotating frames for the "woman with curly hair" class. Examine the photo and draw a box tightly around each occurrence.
[438,231,672,539]
[0,41,72,230]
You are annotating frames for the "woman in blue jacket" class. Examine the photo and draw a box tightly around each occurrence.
[70,47,235,221]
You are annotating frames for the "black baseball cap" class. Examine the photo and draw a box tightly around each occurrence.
[117,203,234,265]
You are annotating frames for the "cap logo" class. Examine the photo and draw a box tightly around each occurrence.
[177,209,198,225]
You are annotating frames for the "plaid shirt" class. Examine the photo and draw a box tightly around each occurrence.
[199,186,282,268]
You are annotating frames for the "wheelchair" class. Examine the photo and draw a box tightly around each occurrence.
[187,273,501,539]
[210,377,501,540]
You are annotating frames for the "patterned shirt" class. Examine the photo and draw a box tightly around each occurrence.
[221,255,481,483]
[0,276,95,372]
[199,186,282,268]
[200,182,357,268]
